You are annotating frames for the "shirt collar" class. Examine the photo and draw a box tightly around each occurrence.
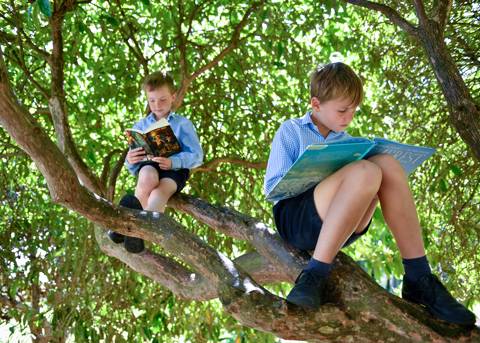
[148,111,176,122]
[302,110,341,138]
[300,111,314,126]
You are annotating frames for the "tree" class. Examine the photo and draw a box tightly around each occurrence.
[1,0,479,342]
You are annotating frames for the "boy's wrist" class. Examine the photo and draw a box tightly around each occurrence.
[170,156,181,169]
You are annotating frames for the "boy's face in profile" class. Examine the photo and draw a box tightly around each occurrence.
[311,96,357,134]
[146,85,176,119]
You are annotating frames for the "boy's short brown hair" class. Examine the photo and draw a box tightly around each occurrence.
[142,71,175,93]
[310,62,363,106]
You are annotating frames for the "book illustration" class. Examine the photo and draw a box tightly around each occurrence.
[126,118,181,158]
[266,138,435,202]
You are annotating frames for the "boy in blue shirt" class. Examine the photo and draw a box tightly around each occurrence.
[264,62,475,325]
[108,72,203,253]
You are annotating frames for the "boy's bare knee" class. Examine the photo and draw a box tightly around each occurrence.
[151,185,175,200]
[137,166,159,191]
[369,154,403,171]
[369,154,406,183]
[350,160,382,187]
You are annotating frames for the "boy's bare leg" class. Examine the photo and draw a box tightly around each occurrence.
[135,166,160,209]
[367,154,476,325]
[286,160,381,309]
[312,160,382,262]
[368,155,425,259]
[146,178,177,213]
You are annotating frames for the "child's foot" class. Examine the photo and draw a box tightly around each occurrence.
[402,274,476,326]
[286,270,327,310]
[107,230,125,243]
[119,194,145,254]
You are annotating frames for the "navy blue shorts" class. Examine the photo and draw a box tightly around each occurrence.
[272,186,371,252]
[138,161,190,193]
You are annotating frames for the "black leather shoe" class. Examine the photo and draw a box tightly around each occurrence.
[107,230,125,244]
[119,194,145,254]
[124,236,145,253]
[286,270,327,310]
[402,274,476,326]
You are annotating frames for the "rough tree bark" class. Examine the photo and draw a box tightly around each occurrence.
[1,51,479,343]
[342,0,480,161]
[1,1,479,341]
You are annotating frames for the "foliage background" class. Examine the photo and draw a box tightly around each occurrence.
[0,0,479,342]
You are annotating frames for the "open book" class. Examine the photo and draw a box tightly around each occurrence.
[125,118,181,158]
[266,137,436,202]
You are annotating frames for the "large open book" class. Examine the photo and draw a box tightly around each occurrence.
[125,118,181,158]
[266,137,436,202]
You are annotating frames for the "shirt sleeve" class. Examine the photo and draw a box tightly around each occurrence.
[170,118,203,170]
[264,122,299,198]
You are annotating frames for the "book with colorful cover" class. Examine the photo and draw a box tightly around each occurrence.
[266,137,436,202]
[125,118,181,158]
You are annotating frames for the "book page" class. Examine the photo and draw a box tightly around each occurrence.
[144,118,169,133]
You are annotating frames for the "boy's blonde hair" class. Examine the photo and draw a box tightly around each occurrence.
[310,62,363,106]
[142,71,175,93]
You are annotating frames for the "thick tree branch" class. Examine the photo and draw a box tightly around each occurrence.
[342,0,419,38]
[169,193,318,282]
[106,149,128,201]
[100,149,123,189]
[95,227,216,300]
[432,0,453,32]
[344,0,480,160]
[49,7,104,195]
[97,228,288,300]
[413,0,429,27]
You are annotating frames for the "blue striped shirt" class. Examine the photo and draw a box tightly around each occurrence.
[264,111,351,202]
[125,112,203,175]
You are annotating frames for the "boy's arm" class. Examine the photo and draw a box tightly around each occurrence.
[264,122,299,198]
[169,118,203,170]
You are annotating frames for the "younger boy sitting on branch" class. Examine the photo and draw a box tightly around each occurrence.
[108,72,203,254]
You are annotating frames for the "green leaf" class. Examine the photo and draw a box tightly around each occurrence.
[38,0,52,18]
[100,14,119,27]
[439,178,448,192]
[450,164,462,176]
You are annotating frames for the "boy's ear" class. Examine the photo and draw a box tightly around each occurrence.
[311,97,321,111]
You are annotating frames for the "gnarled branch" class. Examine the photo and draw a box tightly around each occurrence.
[342,0,418,38]
[432,0,453,32]
[48,7,104,195]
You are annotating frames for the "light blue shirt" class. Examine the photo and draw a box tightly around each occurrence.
[125,112,203,175]
[264,111,351,202]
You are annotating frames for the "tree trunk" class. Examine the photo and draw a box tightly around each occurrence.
[418,20,480,158]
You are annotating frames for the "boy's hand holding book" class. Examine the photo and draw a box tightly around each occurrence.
[151,156,172,170]
[127,147,147,164]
